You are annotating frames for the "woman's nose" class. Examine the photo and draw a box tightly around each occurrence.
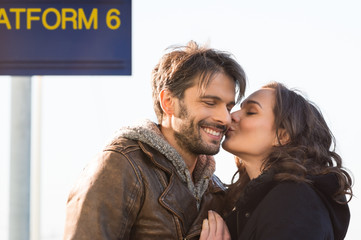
[231,109,241,122]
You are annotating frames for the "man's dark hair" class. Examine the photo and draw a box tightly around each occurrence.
[151,41,247,123]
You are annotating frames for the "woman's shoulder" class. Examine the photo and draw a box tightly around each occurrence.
[270,180,317,198]
[260,180,332,221]
[242,180,334,239]
[267,179,350,240]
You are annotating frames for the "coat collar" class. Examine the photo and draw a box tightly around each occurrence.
[111,119,216,204]
[235,170,277,211]
[138,140,199,234]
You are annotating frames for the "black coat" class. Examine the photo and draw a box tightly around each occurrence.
[226,171,350,240]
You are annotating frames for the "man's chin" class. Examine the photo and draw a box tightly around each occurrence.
[204,144,221,155]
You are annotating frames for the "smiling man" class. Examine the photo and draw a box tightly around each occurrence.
[63,41,246,240]
[161,72,238,175]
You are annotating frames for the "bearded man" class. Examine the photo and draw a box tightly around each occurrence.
[63,41,246,240]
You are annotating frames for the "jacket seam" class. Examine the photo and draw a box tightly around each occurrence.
[158,173,187,237]
[115,151,144,239]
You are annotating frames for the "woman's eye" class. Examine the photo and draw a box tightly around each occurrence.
[246,112,256,115]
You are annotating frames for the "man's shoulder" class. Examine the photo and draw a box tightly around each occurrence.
[104,136,141,153]
[103,136,174,171]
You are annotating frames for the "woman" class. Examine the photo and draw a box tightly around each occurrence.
[201,82,352,240]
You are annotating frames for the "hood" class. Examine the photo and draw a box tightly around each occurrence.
[233,170,350,240]
[110,119,216,203]
[308,173,350,240]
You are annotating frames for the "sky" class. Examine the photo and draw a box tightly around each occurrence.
[1,0,361,239]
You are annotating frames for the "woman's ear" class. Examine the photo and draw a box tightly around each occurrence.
[159,89,175,116]
[274,128,290,146]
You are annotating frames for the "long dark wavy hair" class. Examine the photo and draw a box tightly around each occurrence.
[230,82,353,203]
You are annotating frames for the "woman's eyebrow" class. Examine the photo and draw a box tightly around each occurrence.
[241,99,263,109]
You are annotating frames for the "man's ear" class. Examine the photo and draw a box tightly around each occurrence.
[159,89,175,116]
[275,128,290,146]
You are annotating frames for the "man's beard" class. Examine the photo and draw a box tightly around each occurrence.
[173,101,224,156]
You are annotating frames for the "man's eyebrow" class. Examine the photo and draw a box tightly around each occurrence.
[241,99,262,109]
[201,95,236,105]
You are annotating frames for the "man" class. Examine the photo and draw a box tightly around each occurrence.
[63,41,246,239]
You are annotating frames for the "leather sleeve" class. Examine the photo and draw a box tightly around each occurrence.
[63,150,143,240]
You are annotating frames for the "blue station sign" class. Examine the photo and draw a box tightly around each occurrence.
[0,0,131,75]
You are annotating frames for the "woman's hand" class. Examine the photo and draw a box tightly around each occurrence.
[199,210,231,240]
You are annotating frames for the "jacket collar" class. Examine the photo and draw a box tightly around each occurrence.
[111,119,216,206]
[138,140,199,234]
[235,170,277,211]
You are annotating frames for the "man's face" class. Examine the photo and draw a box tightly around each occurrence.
[171,73,236,156]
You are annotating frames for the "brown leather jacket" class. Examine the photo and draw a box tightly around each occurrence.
[63,138,227,240]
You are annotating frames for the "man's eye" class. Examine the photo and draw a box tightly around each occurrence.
[204,102,215,106]
[246,112,256,115]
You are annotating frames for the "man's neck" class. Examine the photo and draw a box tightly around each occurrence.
[160,125,198,176]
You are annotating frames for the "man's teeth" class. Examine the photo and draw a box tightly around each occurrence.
[203,128,221,136]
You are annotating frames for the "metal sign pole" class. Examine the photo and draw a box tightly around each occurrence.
[9,76,32,240]
[30,76,42,240]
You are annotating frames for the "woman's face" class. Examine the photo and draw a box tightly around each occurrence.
[222,88,278,161]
